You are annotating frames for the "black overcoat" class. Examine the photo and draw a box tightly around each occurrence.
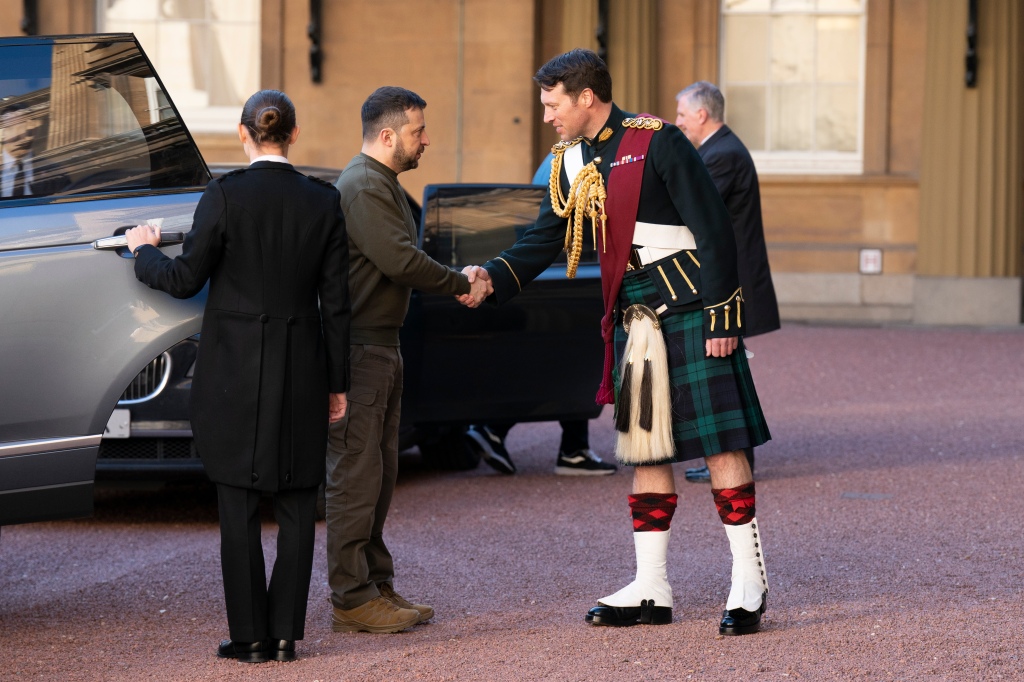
[134,161,350,491]
[698,125,780,337]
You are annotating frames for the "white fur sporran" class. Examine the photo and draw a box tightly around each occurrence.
[614,305,674,464]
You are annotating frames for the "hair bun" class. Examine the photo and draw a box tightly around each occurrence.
[256,106,281,133]
[240,91,296,146]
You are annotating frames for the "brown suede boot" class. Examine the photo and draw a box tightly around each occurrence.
[331,596,420,633]
[380,583,434,622]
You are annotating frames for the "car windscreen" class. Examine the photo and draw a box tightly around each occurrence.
[0,35,209,202]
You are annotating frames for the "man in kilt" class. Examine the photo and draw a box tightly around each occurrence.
[462,49,772,635]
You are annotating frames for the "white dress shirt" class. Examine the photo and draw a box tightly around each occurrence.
[250,154,290,165]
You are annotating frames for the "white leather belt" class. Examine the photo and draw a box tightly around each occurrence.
[632,222,696,266]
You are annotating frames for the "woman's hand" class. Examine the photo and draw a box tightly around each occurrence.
[125,224,161,253]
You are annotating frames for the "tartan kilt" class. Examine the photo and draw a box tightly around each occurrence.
[613,270,771,466]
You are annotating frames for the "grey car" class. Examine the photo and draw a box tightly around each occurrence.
[0,34,210,526]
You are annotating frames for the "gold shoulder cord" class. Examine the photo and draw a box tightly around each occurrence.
[549,138,606,279]
[622,116,664,131]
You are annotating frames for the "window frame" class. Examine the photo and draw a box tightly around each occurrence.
[719,0,868,175]
[95,0,261,135]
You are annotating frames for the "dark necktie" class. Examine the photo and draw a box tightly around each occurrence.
[12,160,25,197]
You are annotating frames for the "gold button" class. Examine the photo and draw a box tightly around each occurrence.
[594,156,602,164]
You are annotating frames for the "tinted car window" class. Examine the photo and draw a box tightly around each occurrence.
[0,35,208,203]
[421,185,598,269]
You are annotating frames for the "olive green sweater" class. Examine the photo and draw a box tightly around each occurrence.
[335,153,470,346]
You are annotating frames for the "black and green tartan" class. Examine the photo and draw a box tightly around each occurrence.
[613,270,771,466]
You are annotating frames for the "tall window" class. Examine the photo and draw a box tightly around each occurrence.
[98,0,261,134]
[721,0,866,174]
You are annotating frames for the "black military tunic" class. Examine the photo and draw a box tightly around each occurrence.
[483,104,740,337]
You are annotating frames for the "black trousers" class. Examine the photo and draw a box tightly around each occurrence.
[216,484,318,642]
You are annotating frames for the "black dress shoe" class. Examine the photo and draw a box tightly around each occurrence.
[585,600,672,626]
[684,465,711,482]
[216,639,269,663]
[268,639,296,662]
[718,593,767,636]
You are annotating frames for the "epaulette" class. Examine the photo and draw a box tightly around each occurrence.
[215,167,247,182]
[622,117,663,131]
[306,174,338,190]
[550,136,583,154]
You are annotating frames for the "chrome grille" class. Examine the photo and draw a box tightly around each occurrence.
[97,438,198,460]
[119,352,172,404]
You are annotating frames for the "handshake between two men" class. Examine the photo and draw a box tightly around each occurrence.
[455,265,492,308]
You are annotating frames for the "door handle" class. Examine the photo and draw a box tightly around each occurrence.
[93,231,186,250]
[93,229,186,258]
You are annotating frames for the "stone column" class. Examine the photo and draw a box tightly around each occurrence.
[558,0,657,116]
[916,0,1023,324]
[607,0,657,115]
[561,0,599,53]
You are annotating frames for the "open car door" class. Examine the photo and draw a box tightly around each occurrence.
[0,34,210,525]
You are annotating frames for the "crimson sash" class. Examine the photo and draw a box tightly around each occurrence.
[595,120,657,405]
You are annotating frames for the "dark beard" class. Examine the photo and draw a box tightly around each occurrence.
[393,138,420,172]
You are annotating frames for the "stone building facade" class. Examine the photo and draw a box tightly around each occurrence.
[2,0,1020,325]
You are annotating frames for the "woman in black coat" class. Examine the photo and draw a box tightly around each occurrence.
[126,90,350,663]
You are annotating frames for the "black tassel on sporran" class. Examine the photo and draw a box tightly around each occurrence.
[639,358,653,431]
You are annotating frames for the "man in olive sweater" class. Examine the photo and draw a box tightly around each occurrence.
[326,87,491,634]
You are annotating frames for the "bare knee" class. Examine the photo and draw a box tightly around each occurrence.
[705,450,752,489]
[632,464,676,494]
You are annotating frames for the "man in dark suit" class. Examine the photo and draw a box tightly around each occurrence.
[675,81,780,482]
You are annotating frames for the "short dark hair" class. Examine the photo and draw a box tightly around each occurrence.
[676,81,725,123]
[240,90,297,146]
[533,48,612,103]
[361,87,427,141]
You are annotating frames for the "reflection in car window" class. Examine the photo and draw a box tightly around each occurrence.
[0,36,209,202]
[423,186,598,269]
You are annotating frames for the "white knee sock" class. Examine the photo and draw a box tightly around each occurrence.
[599,530,673,609]
[724,518,768,611]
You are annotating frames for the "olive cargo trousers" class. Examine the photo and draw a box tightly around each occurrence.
[325,345,403,610]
